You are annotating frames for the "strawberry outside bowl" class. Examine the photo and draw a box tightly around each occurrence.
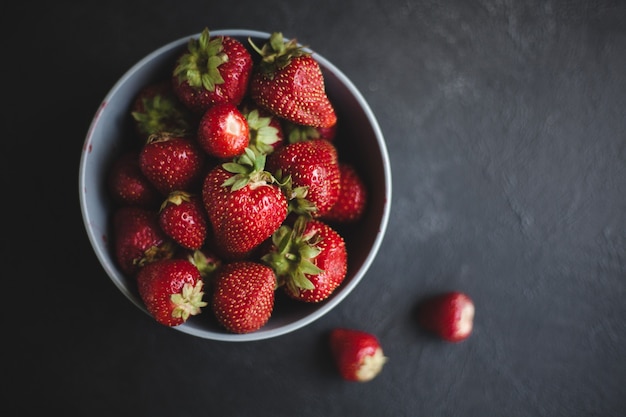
[79,29,392,342]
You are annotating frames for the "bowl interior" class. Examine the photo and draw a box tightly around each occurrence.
[79,29,391,341]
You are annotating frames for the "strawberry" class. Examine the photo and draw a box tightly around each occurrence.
[130,79,197,141]
[158,190,208,250]
[196,102,249,159]
[417,291,475,342]
[172,27,253,114]
[107,151,161,209]
[321,163,367,223]
[329,328,388,382]
[139,132,205,195]
[262,216,347,303]
[266,139,340,218]
[248,32,337,128]
[113,206,175,276]
[211,261,276,333]
[201,148,288,260]
[136,258,208,327]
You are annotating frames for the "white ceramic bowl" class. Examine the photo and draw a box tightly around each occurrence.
[79,29,391,341]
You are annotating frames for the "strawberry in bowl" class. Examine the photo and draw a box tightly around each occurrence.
[79,28,391,341]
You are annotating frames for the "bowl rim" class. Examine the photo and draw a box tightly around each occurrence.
[79,29,392,342]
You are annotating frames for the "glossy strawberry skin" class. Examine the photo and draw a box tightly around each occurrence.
[113,206,173,276]
[197,102,249,159]
[137,258,207,327]
[266,139,340,218]
[250,55,337,128]
[283,219,347,303]
[211,261,276,334]
[172,32,253,114]
[329,328,388,382]
[139,134,205,195]
[201,166,288,260]
[158,191,208,250]
[107,151,161,209]
[417,291,475,342]
[321,163,367,223]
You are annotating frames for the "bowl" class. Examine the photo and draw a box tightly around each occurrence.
[79,29,391,341]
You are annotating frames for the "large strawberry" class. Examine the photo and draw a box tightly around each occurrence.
[139,132,206,195]
[113,206,175,276]
[201,148,288,260]
[137,258,208,327]
[248,32,337,128]
[172,27,253,114]
[211,261,276,334]
[261,216,347,303]
[131,79,197,142]
[158,190,208,250]
[196,102,250,159]
[266,139,340,218]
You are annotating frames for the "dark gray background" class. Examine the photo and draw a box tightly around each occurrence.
[5,0,625,415]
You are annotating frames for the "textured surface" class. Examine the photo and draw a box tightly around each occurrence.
[6,0,626,415]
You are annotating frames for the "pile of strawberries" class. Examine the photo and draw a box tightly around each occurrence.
[106,28,476,383]
[107,28,368,334]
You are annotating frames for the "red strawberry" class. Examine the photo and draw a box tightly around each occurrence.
[136,258,208,327]
[113,206,175,276]
[211,261,276,334]
[139,133,205,195]
[248,32,337,128]
[262,216,347,303]
[202,148,288,260]
[417,291,475,342]
[172,28,253,114]
[329,328,388,382]
[321,163,367,223]
[158,191,208,250]
[130,79,197,142]
[197,102,249,159]
[266,139,340,218]
[107,151,161,209]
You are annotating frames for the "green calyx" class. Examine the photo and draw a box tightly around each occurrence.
[131,94,193,138]
[173,27,228,90]
[245,109,282,155]
[272,169,318,216]
[248,31,310,76]
[170,280,208,320]
[261,215,323,293]
[160,190,194,212]
[221,147,276,191]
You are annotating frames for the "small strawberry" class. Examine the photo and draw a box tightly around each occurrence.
[248,32,337,128]
[136,258,208,327]
[107,151,161,209]
[113,206,175,276]
[202,148,288,260]
[329,328,388,382]
[139,132,206,195]
[172,28,253,114]
[262,216,347,303]
[266,139,340,218]
[417,291,475,342]
[197,102,249,159]
[211,261,276,334]
[130,79,197,142]
[321,163,367,223]
[158,191,208,250]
